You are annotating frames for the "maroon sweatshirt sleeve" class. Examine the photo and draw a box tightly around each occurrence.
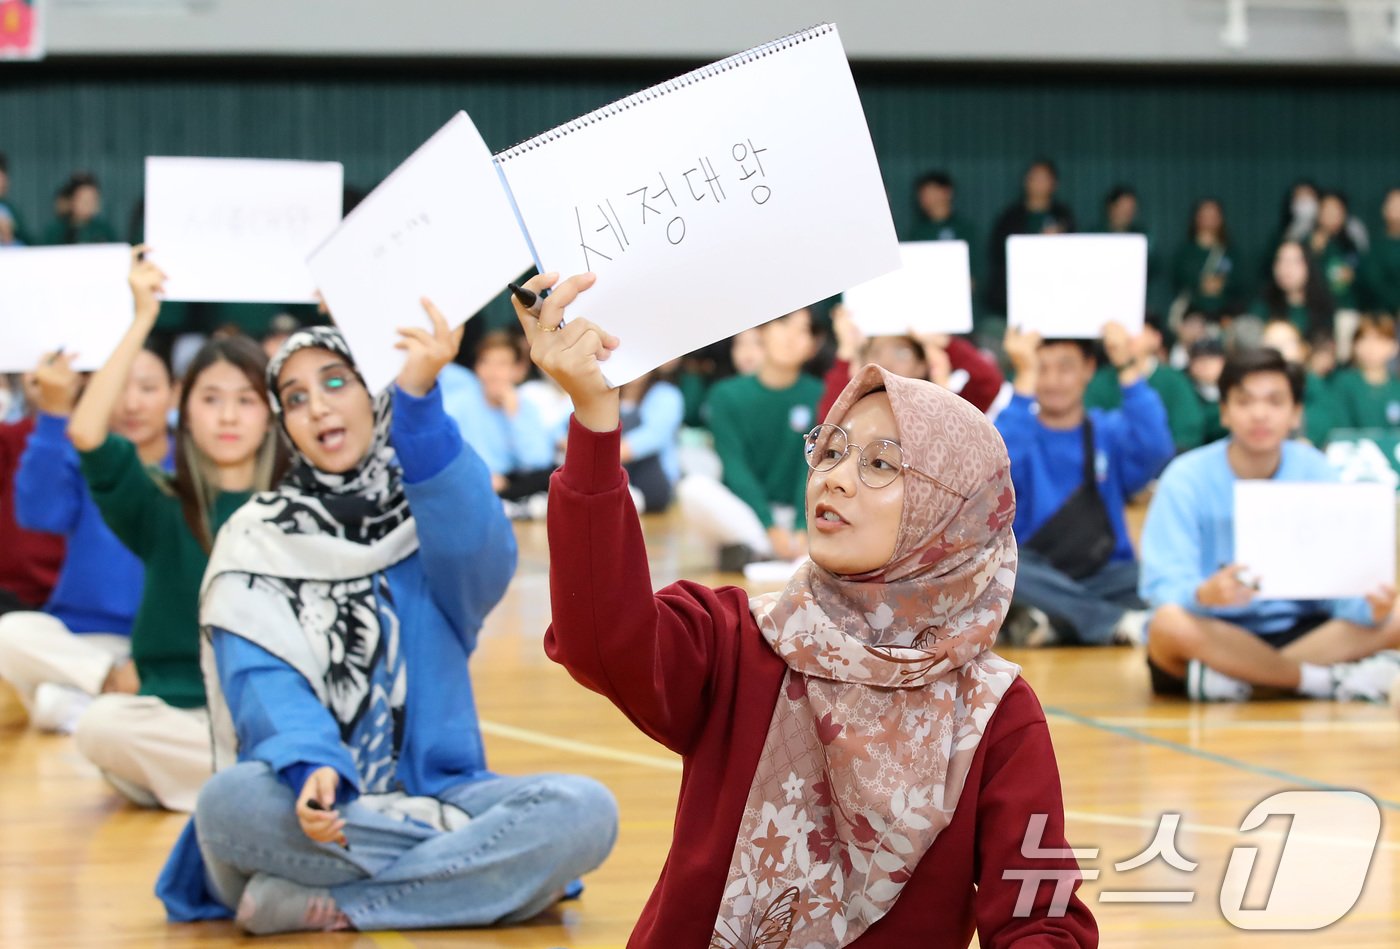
[544,416,748,757]
[818,358,853,423]
[946,338,1005,414]
[973,682,1099,948]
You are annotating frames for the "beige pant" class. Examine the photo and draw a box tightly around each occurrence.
[74,694,213,813]
[0,611,129,708]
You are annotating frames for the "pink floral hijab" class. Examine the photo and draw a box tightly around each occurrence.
[712,364,1021,948]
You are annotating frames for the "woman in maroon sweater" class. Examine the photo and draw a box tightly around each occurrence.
[518,272,1096,949]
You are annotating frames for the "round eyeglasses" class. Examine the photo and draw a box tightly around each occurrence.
[803,423,967,497]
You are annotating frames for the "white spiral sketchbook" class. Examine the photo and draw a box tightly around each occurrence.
[493,23,900,386]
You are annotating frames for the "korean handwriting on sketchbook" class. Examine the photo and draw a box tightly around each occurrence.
[372,212,432,261]
[574,138,770,271]
[182,204,317,240]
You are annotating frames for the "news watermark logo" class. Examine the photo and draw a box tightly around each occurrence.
[1005,790,1381,931]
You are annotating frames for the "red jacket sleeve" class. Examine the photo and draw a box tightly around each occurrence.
[946,338,1005,414]
[543,416,748,757]
[973,683,1099,947]
[818,358,853,423]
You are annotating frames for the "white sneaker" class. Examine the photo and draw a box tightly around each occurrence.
[1111,609,1148,646]
[1186,660,1253,702]
[30,682,92,734]
[1332,651,1400,703]
[1023,608,1059,648]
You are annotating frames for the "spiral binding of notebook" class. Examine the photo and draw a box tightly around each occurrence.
[493,23,835,163]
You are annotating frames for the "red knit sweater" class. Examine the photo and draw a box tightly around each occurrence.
[544,418,1097,948]
[0,418,63,609]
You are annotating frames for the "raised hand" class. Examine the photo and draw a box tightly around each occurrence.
[128,245,167,324]
[512,271,621,433]
[32,350,83,417]
[395,297,466,398]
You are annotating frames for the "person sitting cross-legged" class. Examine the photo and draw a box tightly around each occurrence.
[996,322,1175,646]
[1141,347,1400,702]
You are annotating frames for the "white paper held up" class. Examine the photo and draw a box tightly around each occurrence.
[1007,233,1147,337]
[0,244,133,372]
[1233,481,1395,601]
[494,24,899,386]
[144,157,343,304]
[842,241,973,337]
[307,113,533,393]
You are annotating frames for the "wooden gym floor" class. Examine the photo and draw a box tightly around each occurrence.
[2,510,1399,948]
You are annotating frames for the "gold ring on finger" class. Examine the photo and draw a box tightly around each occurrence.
[536,320,561,334]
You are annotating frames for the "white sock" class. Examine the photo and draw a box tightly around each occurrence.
[1296,662,1334,699]
[1187,660,1253,702]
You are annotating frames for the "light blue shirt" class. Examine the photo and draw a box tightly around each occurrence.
[438,363,556,475]
[1139,438,1373,634]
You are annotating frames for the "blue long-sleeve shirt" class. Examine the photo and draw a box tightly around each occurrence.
[995,380,1174,563]
[1139,438,1372,634]
[438,365,556,476]
[14,413,169,634]
[157,383,518,920]
[622,381,683,485]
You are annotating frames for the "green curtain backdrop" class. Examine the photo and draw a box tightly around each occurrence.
[3,61,1399,316]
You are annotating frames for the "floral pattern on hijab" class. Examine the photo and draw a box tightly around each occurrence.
[712,364,1021,948]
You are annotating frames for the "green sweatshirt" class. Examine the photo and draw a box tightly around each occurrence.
[1194,390,1228,445]
[1316,237,1360,311]
[79,435,251,708]
[42,216,119,246]
[1328,368,1400,431]
[1303,371,1336,447]
[1249,299,1316,339]
[1171,241,1241,317]
[1085,362,1206,452]
[1361,235,1400,313]
[704,373,822,530]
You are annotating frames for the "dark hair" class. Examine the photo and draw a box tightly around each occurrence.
[343,185,368,216]
[1026,157,1059,180]
[1189,197,1230,246]
[63,171,100,198]
[474,329,526,365]
[1317,189,1359,254]
[139,342,175,384]
[916,170,953,191]
[1039,337,1096,361]
[1263,240,1335,340]
[1219,347,1305,406]
[1189,337,1226,361]
[0,151,8,176]
[173,335,288,552]
[1105,184,1136,207]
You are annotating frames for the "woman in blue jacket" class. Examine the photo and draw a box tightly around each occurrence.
[158,313,617,934]
[0,344,174,731]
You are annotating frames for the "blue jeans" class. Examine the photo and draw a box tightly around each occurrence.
[194,761,618,930]
[1013,551,1144,645]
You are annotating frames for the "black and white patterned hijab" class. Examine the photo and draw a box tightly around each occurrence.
[200,327,418,785]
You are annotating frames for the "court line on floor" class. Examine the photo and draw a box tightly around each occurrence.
[1068,715,1400,733]
[1044,704,1400,811]
[478,718,1400,850]
[480,720,683,772]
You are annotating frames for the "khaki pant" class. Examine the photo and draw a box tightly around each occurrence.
[0,611,129,708]
[74,694,213,813]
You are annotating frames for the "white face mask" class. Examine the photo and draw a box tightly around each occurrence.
[1292,195,1319,222]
